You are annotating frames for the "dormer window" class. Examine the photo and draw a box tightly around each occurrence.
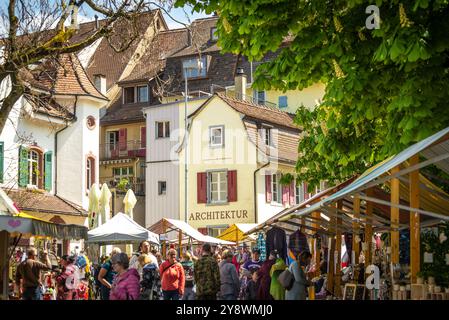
[123,85,149,104]
[211,27,218,41]
[183,56,207,79]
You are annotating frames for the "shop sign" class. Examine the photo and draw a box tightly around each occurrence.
[189,209,249,221]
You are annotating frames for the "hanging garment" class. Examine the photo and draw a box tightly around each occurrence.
[256,233,267,262]
[288,229,309,261]
[266,227,288,262]
[344,233,353,265]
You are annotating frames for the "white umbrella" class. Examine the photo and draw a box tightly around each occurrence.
[99,183,112,225]
[87,183,101,229]
[123,189,137,219]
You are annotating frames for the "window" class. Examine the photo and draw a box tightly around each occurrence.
[113,166,133,178]
[254,90,266,105]
[279,96,288,108]
[124,87,135,104]
[158,181,167,195]
[210,27,218,41]
[94,75,102,92]
[264,128,272,146]
[86,156,95,190]
[210,125,224,147]
[137,85,149,102]
[156,121,170,138]
[183,56,207,79]
[296,180,305,204]
[208,226,228,238]
[208,171,227,204]
[272,173,281,203]
[28,150,39,186]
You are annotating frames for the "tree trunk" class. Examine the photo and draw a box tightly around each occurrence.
[0,72,23,135]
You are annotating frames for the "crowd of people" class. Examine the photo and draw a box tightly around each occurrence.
[14,241,327,301]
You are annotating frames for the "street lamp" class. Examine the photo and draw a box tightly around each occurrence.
[183,57,204,223]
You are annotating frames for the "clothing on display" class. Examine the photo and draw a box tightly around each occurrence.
[288,229,309,259]
[256,233,267,262]
[266,227,288,262]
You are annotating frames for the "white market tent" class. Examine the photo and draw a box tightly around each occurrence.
[87,212,159,245]
[148,218,235,246]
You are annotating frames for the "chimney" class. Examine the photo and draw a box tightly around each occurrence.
[94,15,99,30]
[94,74,107,95]
[234,67,247,100]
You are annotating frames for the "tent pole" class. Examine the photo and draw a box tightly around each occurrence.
[178,229,182,258]
[352,195,360,266]
[409,155,420,283]
[312,211,320,276]
[334,201,342,298]
[391,166,401,265]
[365,188,374,267]
[162,220,167,260]
[0,231,10,300]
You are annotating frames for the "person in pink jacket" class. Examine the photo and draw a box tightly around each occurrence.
[110,253,140,300]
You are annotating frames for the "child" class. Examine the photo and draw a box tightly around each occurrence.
[245,270,258,300]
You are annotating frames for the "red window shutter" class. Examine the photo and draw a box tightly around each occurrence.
[227,170,237,202]
[265,175,272,203]
[198,228,208,235]
[282,184,289,205]
[141,127,146,149]
[197,172,207,203]
[289,181,296,205]
[119,128,127,151]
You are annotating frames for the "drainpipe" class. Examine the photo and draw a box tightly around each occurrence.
[55,95,78,195]
[253,161,270,224]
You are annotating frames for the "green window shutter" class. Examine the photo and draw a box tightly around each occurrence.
[44,151,53,191]
[0,142,4,183]
[18,146,29,187]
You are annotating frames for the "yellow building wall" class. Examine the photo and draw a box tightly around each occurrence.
[245,82,325,113]
[179,96,259,230]
[100,122,146,146]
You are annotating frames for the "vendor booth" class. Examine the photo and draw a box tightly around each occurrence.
[148,218,235,258]
[0,189,88,300]
[244,126,449,300]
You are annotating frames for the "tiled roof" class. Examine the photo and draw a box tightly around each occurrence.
[26,53,107,100]
[23,93,75,121]
[86,10,158,91]
[100,95,147,125]
[7,189,88,217]
[119,28,189,84]
[216,93,299,130]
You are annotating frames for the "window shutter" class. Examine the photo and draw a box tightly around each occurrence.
[0,142,3,183]
[197,172,207,203]
[198,228,208,235]
[289,181,296,205]
[119,128,127,151]
[44,151,52,191]
[227,170,237,202]
[282,184,289,205]
[265,174,272,203]
[141,127,146,148]
[18,146,29,187]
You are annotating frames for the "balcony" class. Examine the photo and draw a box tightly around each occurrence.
[101,176,145,196]
[100,141,146,160]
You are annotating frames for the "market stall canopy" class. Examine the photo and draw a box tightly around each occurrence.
[0,189,19,216]
[148,218,235,245]
[218,224,257,242]
[281,126,449,228]
[0,215,87,239]
[87,212,159,245]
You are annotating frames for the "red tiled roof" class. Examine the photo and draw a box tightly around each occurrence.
[7,189,88,217]
[26,53,107,100]
[216,93,299,130]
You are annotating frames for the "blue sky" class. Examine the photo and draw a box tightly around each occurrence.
[79,3,211,29]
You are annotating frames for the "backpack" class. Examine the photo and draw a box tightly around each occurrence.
[75,255,87,269]
[140,263,160,300]
[278,268,294,290]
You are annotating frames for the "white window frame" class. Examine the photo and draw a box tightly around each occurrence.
[123,86,136,104]
[113,166,133,179]
[158,181,167,195]
[28,150,39,186]
[264,127,272,146]
[295,180,305,205]
[211,27,218,41]
[207,170,228,204]
[253,89,266,105]
[137,85,149,103]
[155,121,170,139]
[271,173,281,204]
[209,125,224,147]
[183,56,207,79]
[86,157,93,190]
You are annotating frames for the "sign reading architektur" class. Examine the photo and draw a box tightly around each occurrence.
[189,209,249,221]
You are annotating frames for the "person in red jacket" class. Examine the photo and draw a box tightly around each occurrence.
[159,249,185,300]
